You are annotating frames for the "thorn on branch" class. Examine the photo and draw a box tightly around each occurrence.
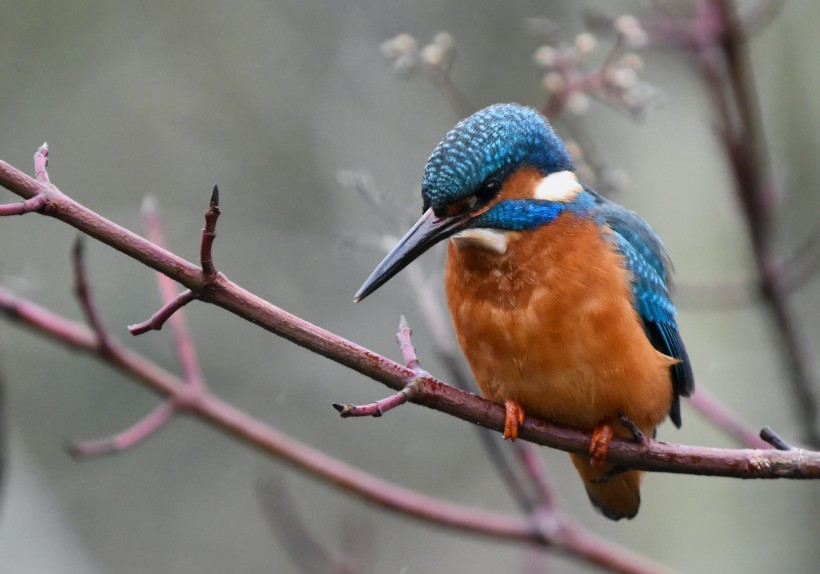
[760,426,793,451]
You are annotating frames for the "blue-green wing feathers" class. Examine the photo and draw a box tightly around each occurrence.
[594,193,694,428]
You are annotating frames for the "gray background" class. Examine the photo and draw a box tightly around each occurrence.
[1,1,819,572]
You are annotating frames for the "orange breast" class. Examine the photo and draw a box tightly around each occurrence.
[445,212,675,433]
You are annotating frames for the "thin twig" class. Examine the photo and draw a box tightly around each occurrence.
[201,185,220,277]
[396,315,421,371]
[128,290,197,335]
[760,426,793,451]
[34,143,50,184]
[67,401,176,458]
[420,61,475,118]
[0,194,47,216]
[333,382,420,418]
[257,478,368,574]
[142,196,205,388]
[72,238,112,352]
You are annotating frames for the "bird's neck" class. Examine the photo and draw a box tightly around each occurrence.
[446,211,603,310]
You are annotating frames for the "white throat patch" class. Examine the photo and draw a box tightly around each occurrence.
[532,170,582,202]
[451,229,509,254]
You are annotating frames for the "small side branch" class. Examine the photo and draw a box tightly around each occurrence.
[128,289,196,335]
[141,196,206,389]
[201,185,221,276]
[34,142,50,184]
[0,194,46,216]
[72,238,113,353]
[334,316,423,418]
[333,382,420,418]
[67,401,176,458]
[129,186,221,336]
[395,315,420,371]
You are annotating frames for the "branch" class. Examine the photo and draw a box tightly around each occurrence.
[1,153,816,477]
[0,286,672,574]
[704,0,820,446]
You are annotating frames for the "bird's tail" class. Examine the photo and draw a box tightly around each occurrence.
[570,454,643,521]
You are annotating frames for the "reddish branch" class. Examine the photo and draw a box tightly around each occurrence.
[0,287,673,574]
[2,151,819,475]
[128,289,196,335]
[641,0,820,447]
[707,0,819,447]
[69,192,217,457]
[200,185,220,277]
[140,197,205,388]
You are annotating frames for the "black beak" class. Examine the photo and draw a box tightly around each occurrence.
[354,208,471,302]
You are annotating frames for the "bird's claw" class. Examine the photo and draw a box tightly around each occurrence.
[503,399,525,441]
[589,424,613,468]
[618,413,651,451]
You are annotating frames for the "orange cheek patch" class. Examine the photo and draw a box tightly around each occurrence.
[495,167,543,202]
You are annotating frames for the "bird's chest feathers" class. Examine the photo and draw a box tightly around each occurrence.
[444,213,655,424]
[446,213,612,311]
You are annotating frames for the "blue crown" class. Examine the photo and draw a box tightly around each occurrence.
[421,103,574,211]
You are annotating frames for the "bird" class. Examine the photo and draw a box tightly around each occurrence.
[354,103,694,520]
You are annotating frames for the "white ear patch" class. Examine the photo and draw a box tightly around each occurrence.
[532,170,582,202]
[452,229,509,254]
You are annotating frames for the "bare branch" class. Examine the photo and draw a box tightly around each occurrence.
[0,286,674,574]
[0,194,47,216]
[201,185,221,277]
[72,238,113,351]
[141,196,206,388]
[34,142,50,184]
[128,289,197,335]
[67,401,176,458]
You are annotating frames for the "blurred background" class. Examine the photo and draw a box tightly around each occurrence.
[1,1,819,572]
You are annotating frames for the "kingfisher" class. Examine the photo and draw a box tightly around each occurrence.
[354,103,694,520]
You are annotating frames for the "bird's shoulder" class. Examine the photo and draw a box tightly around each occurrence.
[588,189,695,425]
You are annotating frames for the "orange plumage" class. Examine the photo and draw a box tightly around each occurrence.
[444,169,676,519]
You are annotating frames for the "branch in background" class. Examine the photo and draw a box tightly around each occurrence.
[380,33,474,118]
[68,185,220,456]
[0,286,671,574]
[138,197,205,389]
[689,386,771,449]
[641,0,820,447]
[256,478,371,574]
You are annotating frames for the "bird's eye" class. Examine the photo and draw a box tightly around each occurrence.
[475,179,501,204]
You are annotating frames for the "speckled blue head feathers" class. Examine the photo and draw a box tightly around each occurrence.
[421,103,574,211]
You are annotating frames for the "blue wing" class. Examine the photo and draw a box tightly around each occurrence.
[592,191,694,428]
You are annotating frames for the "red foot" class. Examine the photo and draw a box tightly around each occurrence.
[589,424,613,468]
[503,400,525,441]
